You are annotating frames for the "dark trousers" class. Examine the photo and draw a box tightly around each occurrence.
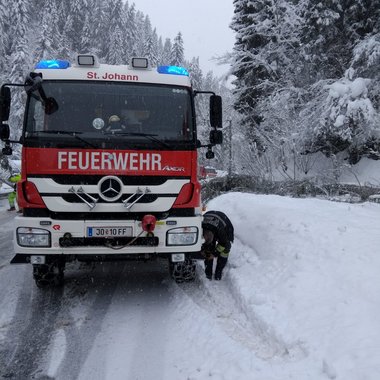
[204,256,228,278]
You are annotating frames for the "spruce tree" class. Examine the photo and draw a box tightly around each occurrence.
[34,0,61,61]
[8,0,30,137]
[171,32,185,66]
[0,1,9,76]
[125,2,139,58]
[161,38,173,65]
[299,0,347,82]
[64,0,90,53]
[188,57,203,90]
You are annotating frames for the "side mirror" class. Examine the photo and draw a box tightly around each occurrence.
[210,95,222,128]
[0,123,10,141]
[45,97,59,115]
[2,141,12,155]
[24,73,58,115]
[0,86,11,121]
[24,73,43,94]
[206,148,215,159]
[210,129,223,145]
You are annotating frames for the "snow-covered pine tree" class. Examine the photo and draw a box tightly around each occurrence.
[142,17,159,66]
[0,1,10,77]
[160,38,173,66]
[79,0,108,57]
[34,0,62,61]
[230,0,301,160]
[230,0,380,174]
[171,32,185,66]
[103,0,128,64]
[63,0,90,54]
[8,0,31,139]
[134,10,146,57]
[80,13,95,56]
[299,0,347,83]
[107,25,125,65]
[188,57,203,90]
[299,0,380,162]
[157,36,164,64]
[124,2,139,58]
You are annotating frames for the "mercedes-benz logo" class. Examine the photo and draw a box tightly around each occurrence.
[98,176,123,202]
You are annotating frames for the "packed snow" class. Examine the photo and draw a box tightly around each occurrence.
[1,191,380,379]
[0,182,13,196]
[177,193,380,379]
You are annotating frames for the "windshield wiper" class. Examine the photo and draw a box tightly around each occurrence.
[103,132,173,149]
[32,130,98,149]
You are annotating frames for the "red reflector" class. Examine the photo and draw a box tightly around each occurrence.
[174,183,193,205]
[18,181,45,207]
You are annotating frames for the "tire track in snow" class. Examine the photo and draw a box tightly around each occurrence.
[0,279,64,380]
[230,237,308,361]
[178,258,303,361]
[54,260,173,380]
[124,262,171,380]
[51,262,125,380]
[0,209,16,271]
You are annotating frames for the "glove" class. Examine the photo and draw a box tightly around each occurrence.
[201,243,215,260]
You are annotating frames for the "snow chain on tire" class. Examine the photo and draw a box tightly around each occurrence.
[170,259,197,283]
[33,263,65,288]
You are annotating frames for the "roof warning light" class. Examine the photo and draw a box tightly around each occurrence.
[35,60,71,69]
[157,66,189,76]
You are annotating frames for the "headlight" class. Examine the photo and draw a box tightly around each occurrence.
[167,227,198,246]
[17,227,51,247]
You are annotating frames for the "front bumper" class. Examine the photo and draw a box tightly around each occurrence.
[12,215,202,258]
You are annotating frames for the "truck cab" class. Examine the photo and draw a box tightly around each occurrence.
[0,55,223,286]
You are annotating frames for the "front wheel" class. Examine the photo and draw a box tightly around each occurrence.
[169,259,197,283]
[33,261,65,288]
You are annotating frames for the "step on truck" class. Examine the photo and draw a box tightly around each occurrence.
[0,54,223,287]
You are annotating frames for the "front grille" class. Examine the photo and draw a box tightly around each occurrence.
[42,175,187,186]
[59,236,159,247]
[60,193,160,204]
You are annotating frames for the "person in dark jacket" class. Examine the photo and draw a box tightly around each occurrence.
[201,210,234,280]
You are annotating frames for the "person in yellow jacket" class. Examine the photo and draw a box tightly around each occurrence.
[7,172,21,211]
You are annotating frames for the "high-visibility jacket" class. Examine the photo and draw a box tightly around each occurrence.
[8,173,21,190]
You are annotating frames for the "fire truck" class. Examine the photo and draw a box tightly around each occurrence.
[0,54,223,287]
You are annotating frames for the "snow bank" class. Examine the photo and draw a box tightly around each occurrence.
[205,193,380,379]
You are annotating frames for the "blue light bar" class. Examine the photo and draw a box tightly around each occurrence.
[157,65,189,76]
[35,60,71,69]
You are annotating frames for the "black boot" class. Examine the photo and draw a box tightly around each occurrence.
[204,259,213,280]
[214,257,227,280]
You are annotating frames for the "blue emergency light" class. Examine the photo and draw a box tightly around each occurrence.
[157,65,189,76]
[35,59,71,69]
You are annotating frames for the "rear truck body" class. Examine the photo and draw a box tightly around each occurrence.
[0,54,223,286]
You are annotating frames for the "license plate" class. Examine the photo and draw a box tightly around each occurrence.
[87,226,133,238]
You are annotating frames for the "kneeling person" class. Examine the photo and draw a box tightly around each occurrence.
[201,211,234,280]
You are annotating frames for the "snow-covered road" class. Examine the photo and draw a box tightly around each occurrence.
[1,194,380,380]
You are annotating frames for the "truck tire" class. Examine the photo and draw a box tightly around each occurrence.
[169,259,197,283]
[33,264,51,288]
[33,262,65,288]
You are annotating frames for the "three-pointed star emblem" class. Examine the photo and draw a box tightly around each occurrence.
[98,176,123,202]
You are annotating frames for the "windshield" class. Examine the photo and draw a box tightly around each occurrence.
[24,81,195,148]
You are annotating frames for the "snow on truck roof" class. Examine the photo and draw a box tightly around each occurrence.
[33,55,192,87]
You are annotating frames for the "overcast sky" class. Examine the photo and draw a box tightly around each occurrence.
[131,0,235,77]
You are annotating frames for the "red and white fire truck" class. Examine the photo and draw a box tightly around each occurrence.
[0,54,223,287]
